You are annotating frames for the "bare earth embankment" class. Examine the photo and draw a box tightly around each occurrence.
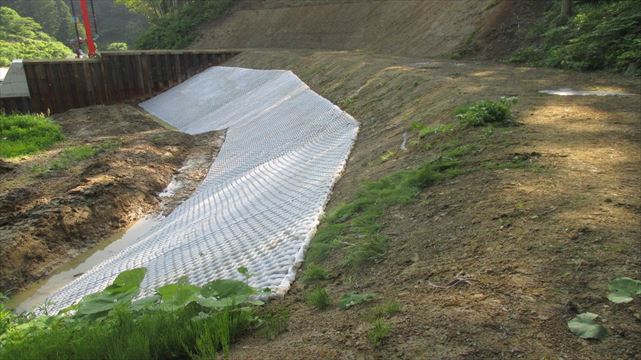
[0,105,223,295]
[224,50,641,359]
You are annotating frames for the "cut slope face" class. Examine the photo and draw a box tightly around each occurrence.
[192,0,500,58]
[45,67,358,312]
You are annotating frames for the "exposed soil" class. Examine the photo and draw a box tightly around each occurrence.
[224,50,641,359]
[192,0,535,59]
[0,104,223,296]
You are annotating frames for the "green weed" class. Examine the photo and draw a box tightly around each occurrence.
[305,287,331,310]
[257,307,289,341]
[302,264,331,285]
[367,319,391,348]
[455,97,517,127]
[380,150,396,162]
[339,292,377,310]
[0,113,63,158]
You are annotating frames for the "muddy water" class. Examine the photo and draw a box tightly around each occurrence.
[7,216,162,313]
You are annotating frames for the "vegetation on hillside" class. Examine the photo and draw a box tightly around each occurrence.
[128,0,234,49]
[2,0,147,51]
[0,113,64,158]
[0,268,266,359]
[510,0,641,75]
[1,0,75,43]
[0,7,73,67]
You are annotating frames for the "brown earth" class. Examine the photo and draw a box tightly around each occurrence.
[0,105,223,295]
[222,50,641,359]
[193,0,549,60]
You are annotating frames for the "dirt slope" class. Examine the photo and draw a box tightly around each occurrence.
[192,0,542,59]
[0,105,223,295]
[224,50,641,359]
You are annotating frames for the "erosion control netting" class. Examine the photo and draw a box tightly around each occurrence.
[46,67,359,313]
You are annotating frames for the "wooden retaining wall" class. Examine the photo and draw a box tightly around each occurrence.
[1,50,239,114]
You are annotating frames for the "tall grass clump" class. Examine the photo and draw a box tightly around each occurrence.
[305,287,331,310]
[367,319,391,348]
[0,113,63,158]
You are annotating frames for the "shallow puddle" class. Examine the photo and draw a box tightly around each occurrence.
[539,88,636,96]
[7,215,162,313]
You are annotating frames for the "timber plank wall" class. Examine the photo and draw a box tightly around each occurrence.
[0,50,239,114]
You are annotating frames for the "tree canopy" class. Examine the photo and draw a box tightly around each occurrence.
[0,7,73,67]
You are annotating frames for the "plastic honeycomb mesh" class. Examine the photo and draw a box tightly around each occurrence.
[45,67,359,312]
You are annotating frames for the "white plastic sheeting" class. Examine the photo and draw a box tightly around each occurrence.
[46,67,358,312]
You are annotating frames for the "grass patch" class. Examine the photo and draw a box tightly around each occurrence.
[308,155,462,268]
[305,287,331,310]
[301,264,331,285]
[34,139,121,173]
[363,301,402,322]
[411,122,456,139]
[455,97,516,127]
[367,319,391,348]
[0,113,63,158]
[50,145,100,170]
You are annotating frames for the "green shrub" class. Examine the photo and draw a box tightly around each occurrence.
[106,42,128,51]
[510,0,641,75]
[0,7,72,66]
[136,0,234,49]
[455,97,516,127]
[0,113,64,158]
[305,287,331,310]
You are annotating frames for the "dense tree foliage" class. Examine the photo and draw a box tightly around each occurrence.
[0,7,72,67]
[1,0,75,43]
[511,0,641,75]
[2,0,148,50]
[116,0,193,21]
[134,0,234,49]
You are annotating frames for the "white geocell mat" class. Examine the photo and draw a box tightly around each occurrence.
[46,67,358,312]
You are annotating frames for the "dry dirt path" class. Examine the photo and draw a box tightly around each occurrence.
[225,50,641,359]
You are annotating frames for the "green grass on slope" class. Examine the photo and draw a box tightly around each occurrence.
[0,113,63,158]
